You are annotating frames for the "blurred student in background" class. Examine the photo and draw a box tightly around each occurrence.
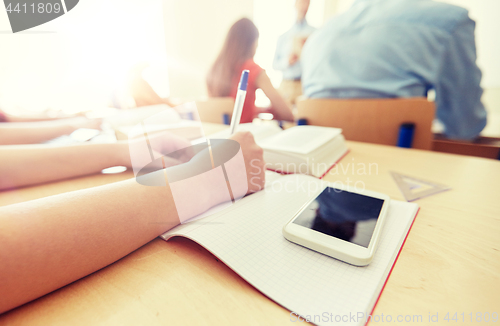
[207,18,294,123]
[273,0,315,105]
[301,0,487,140]
[127,63,182,108]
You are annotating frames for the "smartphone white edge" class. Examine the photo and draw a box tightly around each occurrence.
[282,184,391,266]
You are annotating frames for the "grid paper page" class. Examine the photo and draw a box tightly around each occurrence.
[162,174,419,326]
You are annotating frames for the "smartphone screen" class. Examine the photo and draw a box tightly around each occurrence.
[293,187,385,248]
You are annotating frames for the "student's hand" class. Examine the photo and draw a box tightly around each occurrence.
[288,53,299,66]
[122,131,194,170]
[148,131,194,164]
[68,117,103,131]
[229,131,266,195]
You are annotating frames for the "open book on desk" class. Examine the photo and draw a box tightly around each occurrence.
[208,123,349,178]
[162,172,419,326]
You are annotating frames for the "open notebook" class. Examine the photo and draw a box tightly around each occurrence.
[162,172,419,326]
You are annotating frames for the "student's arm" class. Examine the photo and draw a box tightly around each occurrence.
[1,112,74,123]
[256,71,294,122]
[0,132,191,191]
[434,15,487,140]
[0,117,102,145]
[0,143,125,190]
[0,108,83,123]
[0,131,265,314]
[273,34,292,71]
[273,35,291,72]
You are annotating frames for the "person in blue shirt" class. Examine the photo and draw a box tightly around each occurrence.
[301,0,487,140]
[273,0,316,105]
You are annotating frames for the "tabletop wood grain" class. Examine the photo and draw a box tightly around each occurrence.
[0,125,498,325]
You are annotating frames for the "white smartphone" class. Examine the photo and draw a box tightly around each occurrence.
[282,184,390,266]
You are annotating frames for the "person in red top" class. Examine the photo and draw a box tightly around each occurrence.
[207,18,293,123]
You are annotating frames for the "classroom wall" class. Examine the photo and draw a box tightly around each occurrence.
[162,0,254,100]
[253,0,325,90]
[0,0,168,113]
[1,0,497,115]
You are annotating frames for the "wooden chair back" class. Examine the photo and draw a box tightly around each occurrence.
[195,97,235,124]
[296,97,435,150]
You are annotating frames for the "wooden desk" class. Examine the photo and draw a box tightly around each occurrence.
[1,139,499,325]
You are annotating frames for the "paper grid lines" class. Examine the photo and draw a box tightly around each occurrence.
[162,174,418,326]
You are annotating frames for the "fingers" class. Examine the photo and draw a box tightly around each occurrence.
[229,131,266,195]
[130,130,266,197]
[155,151,183,168]
[229,130,257,145]
[81,118,102,130]
[146,131,194,162]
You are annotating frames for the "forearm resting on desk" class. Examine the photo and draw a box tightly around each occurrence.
[0,117,101,145]
[0,131,266,313]
[0,142,130,190]
[0,168,227,313]
[0,129,212,190]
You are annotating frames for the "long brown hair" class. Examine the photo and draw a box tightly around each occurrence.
[207,18,259,97]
